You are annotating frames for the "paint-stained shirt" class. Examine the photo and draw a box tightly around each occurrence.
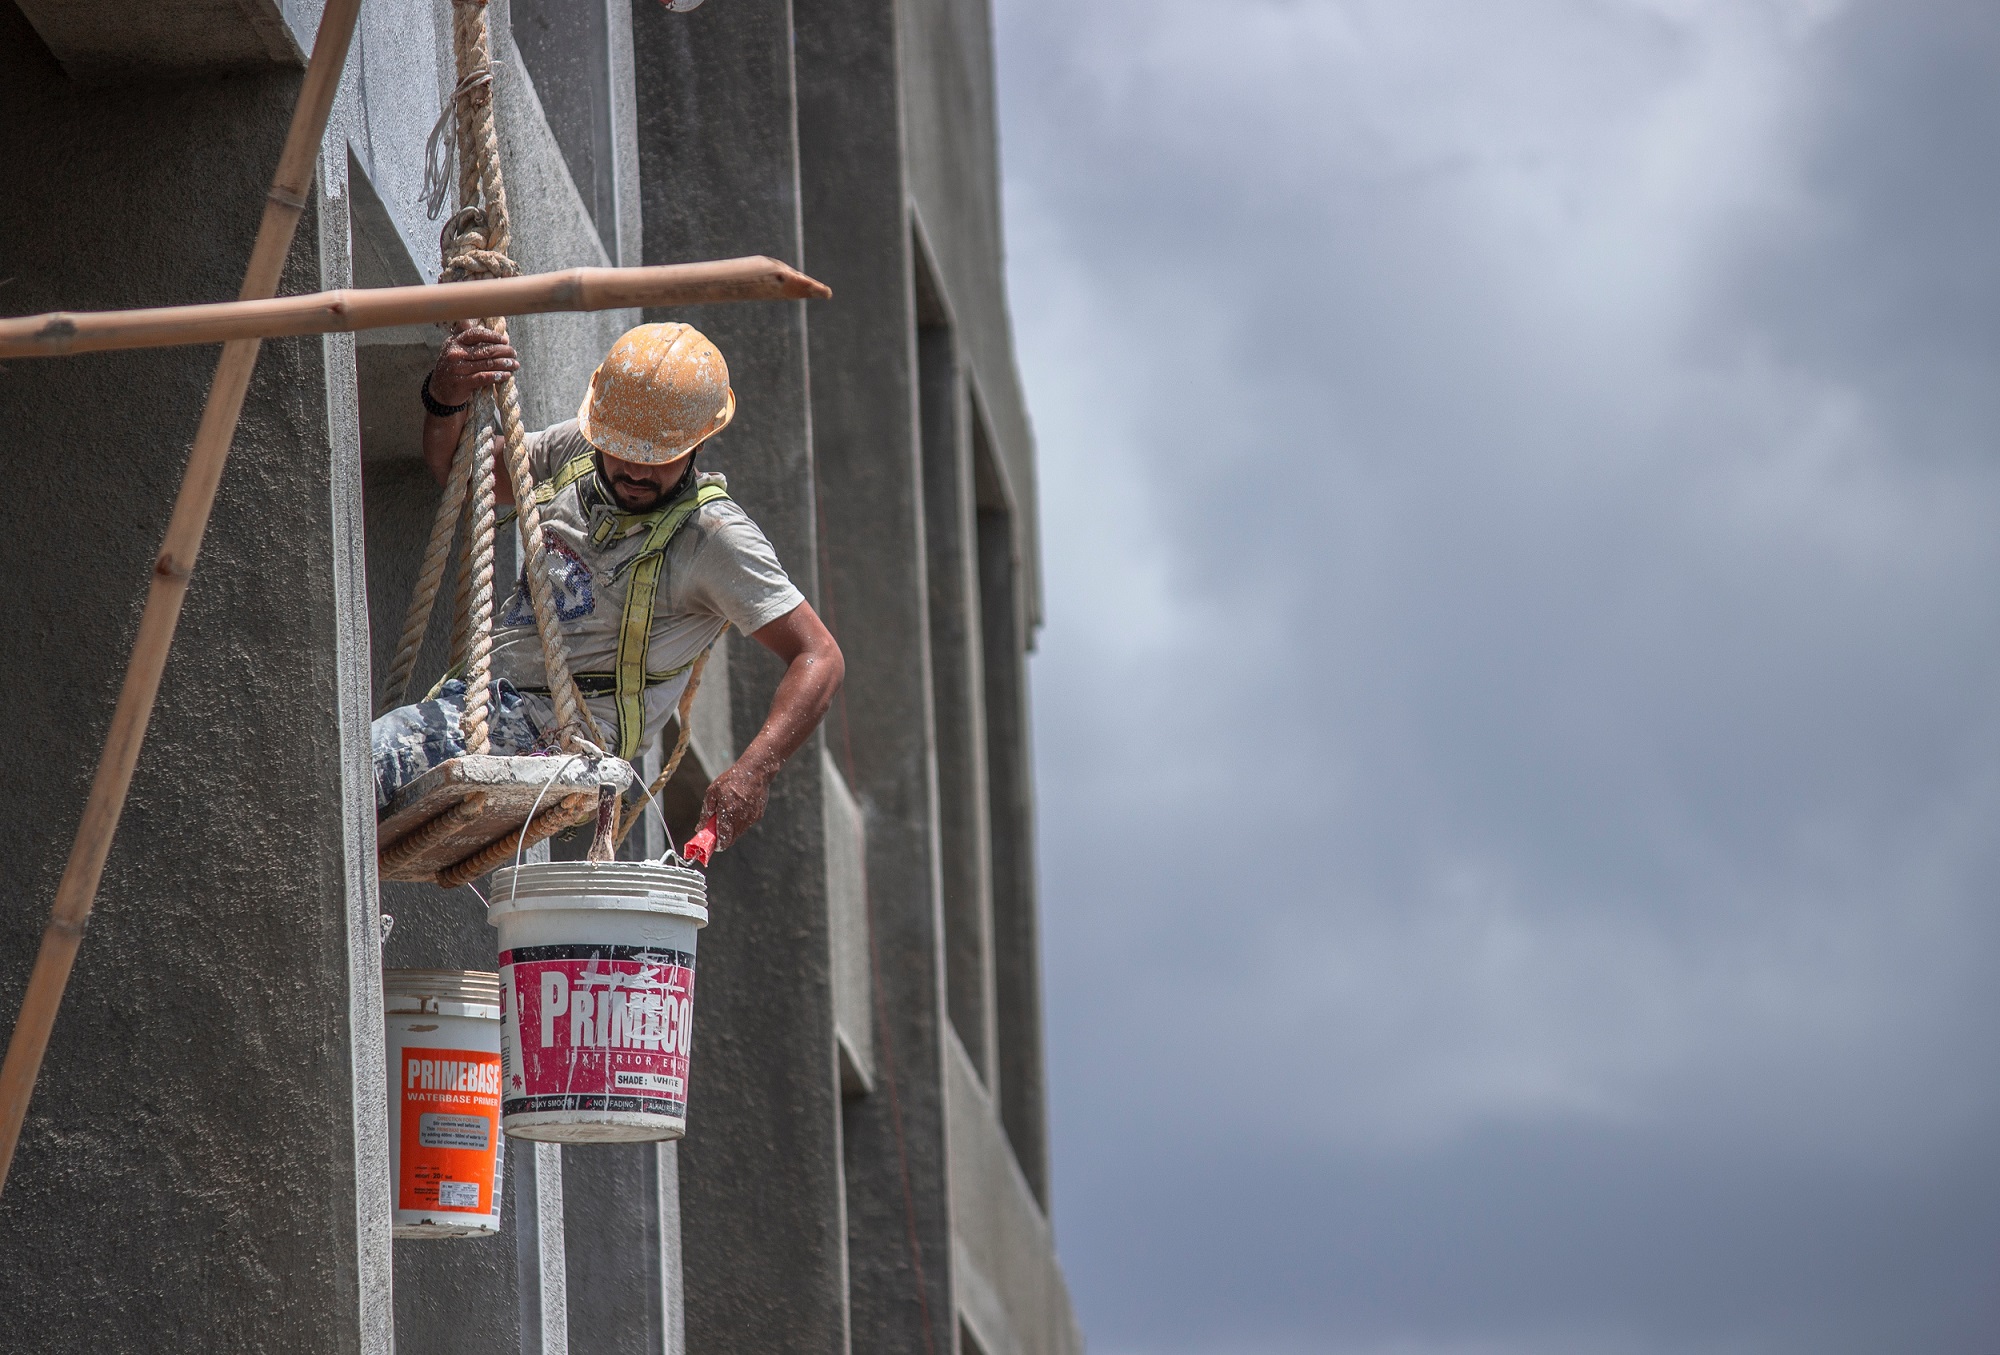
[489,419,804,749]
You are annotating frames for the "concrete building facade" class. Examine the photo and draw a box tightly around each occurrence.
[0,1,1080,1352]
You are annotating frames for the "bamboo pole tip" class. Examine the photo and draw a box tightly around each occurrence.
[758,258,832,301]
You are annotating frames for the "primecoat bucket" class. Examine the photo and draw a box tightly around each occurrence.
[384,969,505,1238]
[488,860,709,1143]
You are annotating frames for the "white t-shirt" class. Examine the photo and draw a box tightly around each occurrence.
[490,420,804,749]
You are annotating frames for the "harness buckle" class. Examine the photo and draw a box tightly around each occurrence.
[587,504,623,549]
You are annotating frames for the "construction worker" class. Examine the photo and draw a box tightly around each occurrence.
[372,321,844,855]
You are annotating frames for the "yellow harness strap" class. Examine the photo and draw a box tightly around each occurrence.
[528,452,729,759]
[498,451,595,532]
[533,450,599,505]
[611,482,731,759]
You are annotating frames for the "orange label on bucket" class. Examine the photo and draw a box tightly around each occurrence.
[398,1047,503,1214]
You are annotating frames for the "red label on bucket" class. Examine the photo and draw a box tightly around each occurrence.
[397,1047,502,1213]
[499,946,696,1118]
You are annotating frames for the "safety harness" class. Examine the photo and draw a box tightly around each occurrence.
[529,451,731,761]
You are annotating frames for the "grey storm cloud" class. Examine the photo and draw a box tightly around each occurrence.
[995,1,2000,1351]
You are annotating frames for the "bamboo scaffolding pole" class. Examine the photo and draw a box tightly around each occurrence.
[0,0,371,1198]
[0,257,830,359]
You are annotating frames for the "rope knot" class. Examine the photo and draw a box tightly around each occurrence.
[443,248,521,284]
[438,206,520,284]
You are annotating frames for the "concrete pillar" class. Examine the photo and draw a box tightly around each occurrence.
[0,11,387,1350]
[659,1140,688,1354]
[517,1142,571,1354]
[796,2,962,1350]
[562,1140,679,1353]
[632,2,851,1351]
[321,107,400,1355]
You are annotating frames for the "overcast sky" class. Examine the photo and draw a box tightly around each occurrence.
[993,2,2000,1351]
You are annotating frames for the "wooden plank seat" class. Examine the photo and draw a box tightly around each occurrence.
[377,754,636,887]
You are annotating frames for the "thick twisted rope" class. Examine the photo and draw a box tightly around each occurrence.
[376,0,605,757]
[495,373,599,742]
[379,149,508,725]
[447,425,475,672]
[377,415,474,716]
[445,0,599,748]
[436,792,593,889]
[437,206,520,284]
[379,792,489,876]
[458,390,498,752]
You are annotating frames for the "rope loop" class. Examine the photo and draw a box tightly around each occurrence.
[437,204,488,256]
[421,66,496,220]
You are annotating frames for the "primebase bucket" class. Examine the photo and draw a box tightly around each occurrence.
[384,969,505,1238]
[488,860,709,1143]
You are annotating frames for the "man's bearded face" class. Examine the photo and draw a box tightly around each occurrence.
[600,450,690,512]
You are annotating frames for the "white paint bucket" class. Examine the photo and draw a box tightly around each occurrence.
[384,969,505,1238]
[488,860,709,1143]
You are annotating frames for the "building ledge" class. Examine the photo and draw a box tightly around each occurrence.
[14,0,305,83]
[946,1034,1084,1355]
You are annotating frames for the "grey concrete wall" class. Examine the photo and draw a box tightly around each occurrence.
[563,1141,674,1353]
[898,0,1041,628]
[794,3,965,1353]
[321,100,400,1355]
[491,0,642,428]
[633,4,853,1352]
[344,0,450,287]
[0,8,377,1348]
[946,1041,1083,1355]
[896,0,1062,1285]
[513,0,617,258]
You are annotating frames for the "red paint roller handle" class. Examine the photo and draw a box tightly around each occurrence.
[683,817,719,867]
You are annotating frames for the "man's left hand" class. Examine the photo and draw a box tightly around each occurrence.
[699,755,778,852]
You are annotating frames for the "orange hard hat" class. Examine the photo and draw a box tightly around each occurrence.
[576,322,736,464]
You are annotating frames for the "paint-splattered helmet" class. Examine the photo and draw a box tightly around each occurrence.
[576,322,736,465]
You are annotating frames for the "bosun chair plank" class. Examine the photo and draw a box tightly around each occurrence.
[376,755,636,884]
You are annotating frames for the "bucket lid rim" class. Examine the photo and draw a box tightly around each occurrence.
[383,967,503,1001]
[384,1000,503,1017]
[487,860,710,920]
[485,891,711,924]
[489,860,708,885]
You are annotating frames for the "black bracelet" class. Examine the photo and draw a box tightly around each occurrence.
[420,372,470,418]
